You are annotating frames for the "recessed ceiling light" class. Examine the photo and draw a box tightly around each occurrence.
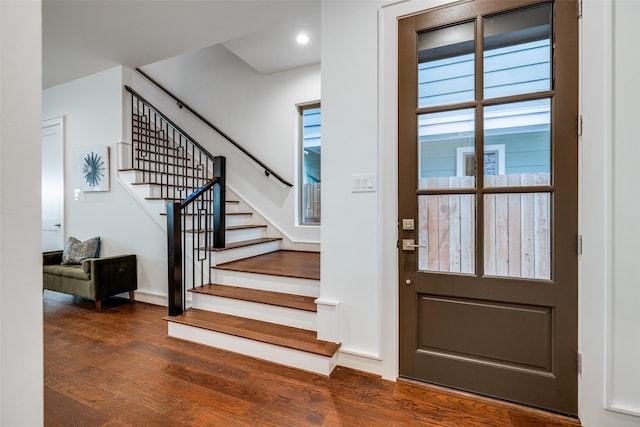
[296,33,310,45]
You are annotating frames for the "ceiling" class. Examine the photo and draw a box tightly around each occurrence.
[42,0,321,89]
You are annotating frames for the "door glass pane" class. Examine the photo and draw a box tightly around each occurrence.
[483,99,550,187]
[419,194,476,274]
[419,108,475,190]
[483,193,550,280]
[418,21,475,108]
[483,4,551,99]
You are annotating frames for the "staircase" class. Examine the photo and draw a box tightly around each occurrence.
[120,86,339,376]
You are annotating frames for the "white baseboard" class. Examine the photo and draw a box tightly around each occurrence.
[133,290,167,307]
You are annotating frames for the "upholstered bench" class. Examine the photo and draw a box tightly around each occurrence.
[43,250,137,312]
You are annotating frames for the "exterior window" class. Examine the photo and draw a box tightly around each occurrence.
[298,103,321,225]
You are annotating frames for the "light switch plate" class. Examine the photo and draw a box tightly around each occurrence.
[352,173,377,193]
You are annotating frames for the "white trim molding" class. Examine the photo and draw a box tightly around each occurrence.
[605,0,640,418]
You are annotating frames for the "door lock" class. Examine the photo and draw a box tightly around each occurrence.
[402,218,415,230]
[405,279,412,285]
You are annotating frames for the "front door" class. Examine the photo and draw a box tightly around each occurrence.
[398,0,578,414]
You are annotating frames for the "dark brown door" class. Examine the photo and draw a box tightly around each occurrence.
[398,0,578,415]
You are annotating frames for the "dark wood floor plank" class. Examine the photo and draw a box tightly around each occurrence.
[215,250,320,280]
[44,387,111,427]
[95,374,251,427]
[44,293,581,427]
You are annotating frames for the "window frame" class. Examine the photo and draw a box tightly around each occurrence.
[297,101,321,226]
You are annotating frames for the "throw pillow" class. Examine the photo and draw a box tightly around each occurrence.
[61,236,101,265]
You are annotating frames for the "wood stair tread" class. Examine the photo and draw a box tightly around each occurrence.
[144,197,240,203]
[189,284,317,312]
[185,224,266,233]
[145,197,185,201]
[118,167,209,177]
[160,211,252,217]
[135,152,191,162]
[165,309,339,357]
[202,237,282,252]
[215,250,320,280]
[132,184,240,204]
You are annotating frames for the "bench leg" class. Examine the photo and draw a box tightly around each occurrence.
[129,291,135,303]
[95,299,102,312]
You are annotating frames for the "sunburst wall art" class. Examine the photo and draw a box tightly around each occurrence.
[75,145,110,192]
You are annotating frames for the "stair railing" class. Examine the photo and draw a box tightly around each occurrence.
[135,68,293,188]
[125,85,225,316]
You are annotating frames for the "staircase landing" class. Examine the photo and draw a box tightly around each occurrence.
[214,250,320,280]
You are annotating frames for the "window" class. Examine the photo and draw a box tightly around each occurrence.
[456,144,505,177]
[298,103,321,225]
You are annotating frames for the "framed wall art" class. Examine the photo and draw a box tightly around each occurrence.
[75,145,110,192]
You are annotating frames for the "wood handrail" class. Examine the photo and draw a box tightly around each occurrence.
[135,68,294,187]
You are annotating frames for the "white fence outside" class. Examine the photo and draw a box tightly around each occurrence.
[303,183,321,224]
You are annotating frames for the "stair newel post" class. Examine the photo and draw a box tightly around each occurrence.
[167,201,184,316]
[213,156,226,249]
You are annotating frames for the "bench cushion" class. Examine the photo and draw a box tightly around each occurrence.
[43,264,91,281]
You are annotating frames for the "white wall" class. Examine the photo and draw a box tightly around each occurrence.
[320,0,386,369]
[138,44,321,246]
[0,1,44,425]
[609,0,640,415]
[580,0,640,426]
[42,67,168,305]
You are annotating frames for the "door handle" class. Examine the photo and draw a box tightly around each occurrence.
[53,223,61,227]
[402,239,426,251]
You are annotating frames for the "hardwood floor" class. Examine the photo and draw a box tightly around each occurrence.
[44,291,581,427]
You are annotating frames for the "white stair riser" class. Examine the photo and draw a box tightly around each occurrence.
[209,240,282,265]
[225,227,266,244]
[210,269,319,298]
[225,214,254,227]
[131,185,241,214]
[175,212,249,231]
[126,162,212,179]
[168,322,336,377]
[191,293,317,331]
[157,207,246,220]
[134,177,216,192]
[182,227,266,247]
